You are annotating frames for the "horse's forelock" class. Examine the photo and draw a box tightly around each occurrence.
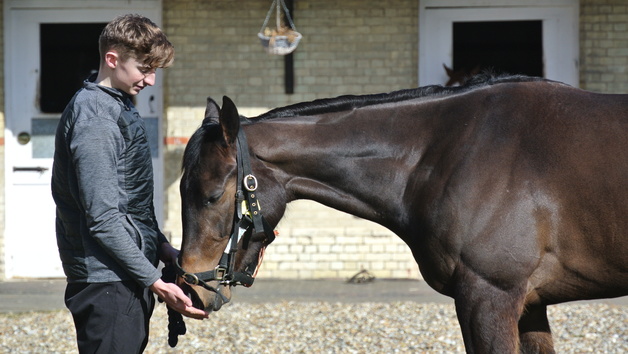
[182,122,222,175]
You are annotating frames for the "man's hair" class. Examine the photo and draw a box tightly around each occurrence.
[99,14,174,69]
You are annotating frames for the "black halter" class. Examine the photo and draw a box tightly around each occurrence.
[174,128,276,301]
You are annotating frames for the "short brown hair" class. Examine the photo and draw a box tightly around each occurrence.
[99,14,174,69]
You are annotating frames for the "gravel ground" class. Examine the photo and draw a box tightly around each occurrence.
[0,301,626,353]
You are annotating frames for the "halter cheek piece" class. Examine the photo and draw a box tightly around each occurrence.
[174,128,276,301]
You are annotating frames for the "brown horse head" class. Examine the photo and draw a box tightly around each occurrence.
[443,63,481,86]
[178,96,279,312]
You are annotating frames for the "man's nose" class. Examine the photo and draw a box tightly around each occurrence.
[144,72,156,86]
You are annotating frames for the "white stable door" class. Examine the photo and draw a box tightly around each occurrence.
[419,0,579,87]
[4,4,163,278]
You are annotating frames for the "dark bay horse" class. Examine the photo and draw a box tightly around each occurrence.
[177,74,627,353]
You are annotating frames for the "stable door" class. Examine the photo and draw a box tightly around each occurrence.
[4,6,163,278]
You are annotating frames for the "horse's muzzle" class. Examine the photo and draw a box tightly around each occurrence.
[181,282,231,312]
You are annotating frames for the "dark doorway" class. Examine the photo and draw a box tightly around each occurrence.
[40,23,106,113]
[452,20,543,78]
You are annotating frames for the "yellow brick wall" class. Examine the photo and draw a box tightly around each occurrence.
[162,0,418,108]
[580,0,628,93]
[262,201,420,279]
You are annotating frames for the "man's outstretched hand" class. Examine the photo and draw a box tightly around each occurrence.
[150,279,209,319]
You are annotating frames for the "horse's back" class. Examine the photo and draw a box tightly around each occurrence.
[470,81,627,188]
[528,83,627,185]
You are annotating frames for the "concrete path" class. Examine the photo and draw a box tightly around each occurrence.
[0,278,625,314]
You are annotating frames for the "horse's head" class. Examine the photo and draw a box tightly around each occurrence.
[443,63,481,87]
[177,96,277,312]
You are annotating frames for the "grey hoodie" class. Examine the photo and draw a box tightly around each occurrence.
[51,76,167,288]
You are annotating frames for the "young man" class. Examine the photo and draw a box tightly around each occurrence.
[51,14,208,353]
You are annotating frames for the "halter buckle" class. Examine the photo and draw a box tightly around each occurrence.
[182,272,200,285]
[215,266,227,281]
[243,174,258,191]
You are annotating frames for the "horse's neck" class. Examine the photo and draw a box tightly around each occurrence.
[247,111,428,228]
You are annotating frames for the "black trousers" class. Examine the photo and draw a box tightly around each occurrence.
[65,281,155,354]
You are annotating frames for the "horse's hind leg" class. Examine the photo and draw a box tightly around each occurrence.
[518,305,555,354]
[453,266,526,353]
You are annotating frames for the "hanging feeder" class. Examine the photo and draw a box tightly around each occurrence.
[258,0,302,55]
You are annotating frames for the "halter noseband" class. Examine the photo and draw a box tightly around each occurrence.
[175,127,276,300]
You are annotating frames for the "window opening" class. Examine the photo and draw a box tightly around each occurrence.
[452,20,543,80]
[40,23,105,113]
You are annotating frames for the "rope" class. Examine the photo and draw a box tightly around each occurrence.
[160,264,187,348]
[280,0,297,31]
[260,0,276,33]
[260,0,297,32]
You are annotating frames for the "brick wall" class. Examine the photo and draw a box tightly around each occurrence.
[163,0,418,108]
[260,201,419,279]
[580,0,628,93]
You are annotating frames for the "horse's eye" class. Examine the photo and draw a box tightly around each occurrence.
[203,191,224,207]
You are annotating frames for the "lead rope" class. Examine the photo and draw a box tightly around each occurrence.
[161,263,187,347]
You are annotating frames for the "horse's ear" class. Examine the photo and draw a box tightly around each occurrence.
[204,97,220,124]
[443,63,454,76]
[219,96,240,145]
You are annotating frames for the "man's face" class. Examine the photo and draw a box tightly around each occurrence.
[111,55,156,96]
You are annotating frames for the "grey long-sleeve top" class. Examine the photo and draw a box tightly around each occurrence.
[51,77,167,288]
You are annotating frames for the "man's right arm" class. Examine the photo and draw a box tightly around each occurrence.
[70,117,161,287]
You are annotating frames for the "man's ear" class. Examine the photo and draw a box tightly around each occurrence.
[104,51,119,69]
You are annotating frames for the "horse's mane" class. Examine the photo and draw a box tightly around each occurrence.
[255,73,546,120]
[183,73,546,173]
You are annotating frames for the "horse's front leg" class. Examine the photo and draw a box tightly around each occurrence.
[453,264,526,353]
[518,304,555,353]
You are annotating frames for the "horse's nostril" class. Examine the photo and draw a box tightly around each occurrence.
[191,296,205,310]
[181,286,205,311]
[212,294,225,311]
